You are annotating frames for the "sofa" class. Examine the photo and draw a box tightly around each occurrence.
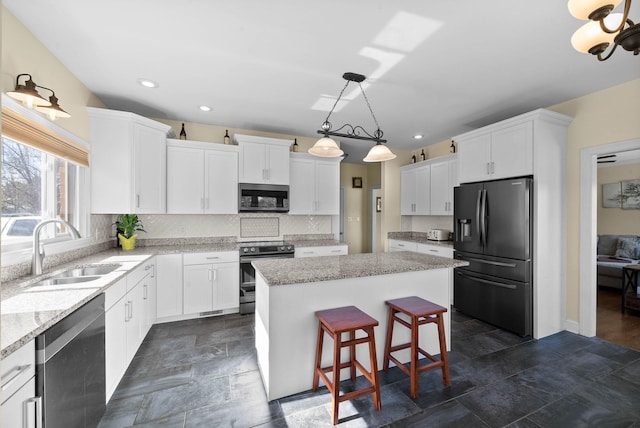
[597,234,640,289]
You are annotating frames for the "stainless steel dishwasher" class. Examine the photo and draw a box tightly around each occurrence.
[36,294,106,428]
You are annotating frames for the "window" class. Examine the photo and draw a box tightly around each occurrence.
[1,136,85,252]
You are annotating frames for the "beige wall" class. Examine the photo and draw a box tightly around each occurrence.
[549,78,640,322]
[597,163,640,235]
[339,162,380,253]
[1,7,105,141]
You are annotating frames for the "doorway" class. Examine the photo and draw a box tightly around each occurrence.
[579,138,640,345]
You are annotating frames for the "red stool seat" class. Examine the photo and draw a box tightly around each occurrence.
[383,296,450,398]
[312,306,381,425]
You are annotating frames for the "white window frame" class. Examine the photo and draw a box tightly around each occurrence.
[1,96,92,267]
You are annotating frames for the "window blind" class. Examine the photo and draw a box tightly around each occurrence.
[1,106,89,167]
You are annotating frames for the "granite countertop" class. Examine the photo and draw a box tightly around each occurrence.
[252,251,468,286]
[0,237,344,359]
[387,232,454,248]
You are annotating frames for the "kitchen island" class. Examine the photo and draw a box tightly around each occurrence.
[252,251,468,401]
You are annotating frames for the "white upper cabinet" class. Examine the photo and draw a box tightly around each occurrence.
[456,115,536,183]
[89,107,172,214]
[235,134,291,185]
[289,153,341,215]
[167,139,238,214]
[400,163,430,215]
[429,155,457,216]
[401,155,458,216]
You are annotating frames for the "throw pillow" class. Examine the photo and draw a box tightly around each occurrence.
[615,236,640,259]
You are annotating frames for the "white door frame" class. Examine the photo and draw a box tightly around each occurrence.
[370,185,381,252]
[579,138,640,337]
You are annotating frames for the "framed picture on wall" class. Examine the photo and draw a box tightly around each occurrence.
[352,177,362,188]
[376,197,382,212]
[622,179,640,209]
[602,182,622,208]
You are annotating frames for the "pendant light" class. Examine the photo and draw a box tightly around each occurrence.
[310,72,395,162]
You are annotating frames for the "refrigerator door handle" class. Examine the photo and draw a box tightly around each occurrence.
[456,270,517,290]
[475,189,483,245]
[479,189,487,247]
[461,256,517,268]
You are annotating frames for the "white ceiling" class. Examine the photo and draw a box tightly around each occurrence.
[4,0,640,163]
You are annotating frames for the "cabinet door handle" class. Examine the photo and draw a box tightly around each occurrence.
[213,269,217,281]
[331,249,342,253]
[124,302,129,322]
[486,163,490,175]
[136,194,140,208]
[491,161,495,174]
[206,256,220,260]
[143,284,148,300]
[1,364,31,391]
[26,396,42,428]
[208,269,213,281]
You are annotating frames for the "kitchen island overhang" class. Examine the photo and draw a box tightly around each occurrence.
[252,252,468,401]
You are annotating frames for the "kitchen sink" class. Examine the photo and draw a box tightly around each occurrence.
[35,276,102,286]
[52,264,121,279]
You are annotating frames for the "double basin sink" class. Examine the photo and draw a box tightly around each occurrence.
[34,264,121,287]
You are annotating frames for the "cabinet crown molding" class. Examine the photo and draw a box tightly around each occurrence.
[453,108,573,143]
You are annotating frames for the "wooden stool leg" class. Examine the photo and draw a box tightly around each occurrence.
[331,331,342,425]
[437,315,451,386]
[410,315,419,398]
[349,330,356,381]
[383,307,395,371]
[367,326,382,410]
[312,322,324,390]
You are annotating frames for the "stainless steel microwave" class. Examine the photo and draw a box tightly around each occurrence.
[238,183,289,213]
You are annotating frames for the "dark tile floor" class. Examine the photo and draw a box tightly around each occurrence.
[98,310,640,428]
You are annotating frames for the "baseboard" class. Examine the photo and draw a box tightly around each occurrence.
[564,318,580,335]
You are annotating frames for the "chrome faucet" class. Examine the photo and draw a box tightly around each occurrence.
[32,219,81,275]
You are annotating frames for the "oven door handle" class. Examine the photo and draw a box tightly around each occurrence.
[240,255,294,263]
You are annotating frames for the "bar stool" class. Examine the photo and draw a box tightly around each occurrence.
[383,296,450,398]
[312,306,381,425]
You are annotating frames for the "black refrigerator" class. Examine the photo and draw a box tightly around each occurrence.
[453,176,533,337]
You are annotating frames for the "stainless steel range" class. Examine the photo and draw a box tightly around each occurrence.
[239,241,294,314]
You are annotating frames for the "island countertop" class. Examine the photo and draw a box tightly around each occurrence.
[252,251,468,286]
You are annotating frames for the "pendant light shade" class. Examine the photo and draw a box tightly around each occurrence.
[309,136,344,157]
[363,143,397,162]
[571,13,623,53]
[35,92,71,120]
[568,0,623,19]
[311,72,395,162]
[7,74,51,108]
[567,0,640,60]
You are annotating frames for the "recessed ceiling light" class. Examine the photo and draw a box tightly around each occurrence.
[137,78,158,88]
[413,134,423,139]
[199,105,211,112]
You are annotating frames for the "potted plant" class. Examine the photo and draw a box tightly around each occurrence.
[114,214,145,250]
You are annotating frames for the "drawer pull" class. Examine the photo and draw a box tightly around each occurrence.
[1,364,31,391]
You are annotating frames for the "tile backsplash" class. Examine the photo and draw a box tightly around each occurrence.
[401,215,454,234]
[110,213,333,241]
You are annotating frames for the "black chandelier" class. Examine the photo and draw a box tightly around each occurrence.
[569,0,640,60]
[309,72,396,162]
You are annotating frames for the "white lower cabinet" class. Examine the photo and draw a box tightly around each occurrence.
[105,259,156,402]
[183,252,239,315]
[294,245,348,258]
[156,254,184,319]
[1,340,38,428]
[416,243,455,258]
[388,239,418,252]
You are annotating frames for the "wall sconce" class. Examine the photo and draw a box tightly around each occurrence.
[7,73,71,119]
